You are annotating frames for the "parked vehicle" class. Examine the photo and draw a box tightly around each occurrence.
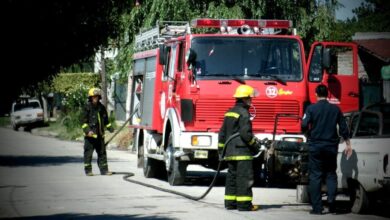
[336,102,390,213]
[10,98,44,130]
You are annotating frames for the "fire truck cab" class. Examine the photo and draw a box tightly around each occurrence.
[129,18,359,186]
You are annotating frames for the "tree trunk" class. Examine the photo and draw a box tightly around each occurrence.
[100,48,108,108]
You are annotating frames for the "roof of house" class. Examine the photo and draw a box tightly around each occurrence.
[352,32,390,63]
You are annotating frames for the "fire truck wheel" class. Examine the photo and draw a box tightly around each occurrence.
[137,143,144,168]
[165,133,187,186]
[143,156,156,178]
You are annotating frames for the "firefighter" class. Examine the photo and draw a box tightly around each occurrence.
[302,84,352,214]
[81,88,114,176]
[218,84,260,211]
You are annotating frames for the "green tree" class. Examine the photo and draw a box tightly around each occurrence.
[113,0,339,76]
[352,0,390,32]
[332,0,390,43]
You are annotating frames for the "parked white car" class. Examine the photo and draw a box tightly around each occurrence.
[337,102,390,213]
[10,98,44,130]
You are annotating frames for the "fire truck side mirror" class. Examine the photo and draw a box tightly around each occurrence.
[185,49,197,68]
[322,48,331,70]
[159,44,166,65]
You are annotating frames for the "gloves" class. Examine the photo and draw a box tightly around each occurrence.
[251,137,262,154]
[261,138,272,149]
[218,153,224,162]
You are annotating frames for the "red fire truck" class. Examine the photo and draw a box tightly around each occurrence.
[129,18,359,185]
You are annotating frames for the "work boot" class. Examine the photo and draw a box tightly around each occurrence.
[101,171,112,175]
[225,205,237,210]
[238,205,260,211]
[328,203,336,214]
[250,205,260,211]
[85,172,94,176]
[309,210,323,215]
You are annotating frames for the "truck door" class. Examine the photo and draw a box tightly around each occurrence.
[161,44,177,114]
[307,42,359,113]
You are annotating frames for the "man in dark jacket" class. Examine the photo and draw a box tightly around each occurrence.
[302,84,352,214]
[81,88,114,176]
[218,85,260,211]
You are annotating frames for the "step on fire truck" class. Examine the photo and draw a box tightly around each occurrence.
[129,18,361,186]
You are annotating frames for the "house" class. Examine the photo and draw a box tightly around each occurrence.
[352,32,390,104]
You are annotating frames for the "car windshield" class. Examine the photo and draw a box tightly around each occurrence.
[191,37,303,81]
[14,101,40,112]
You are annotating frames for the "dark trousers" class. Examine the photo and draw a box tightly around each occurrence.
[309,147,337,212]
[84,137,109,174]
[225,160,254,210]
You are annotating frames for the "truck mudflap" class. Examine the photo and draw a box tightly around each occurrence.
[265,140,309,185]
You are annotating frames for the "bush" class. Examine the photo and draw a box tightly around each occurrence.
[0,117,10,127]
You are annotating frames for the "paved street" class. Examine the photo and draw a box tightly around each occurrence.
[0,127,388,220]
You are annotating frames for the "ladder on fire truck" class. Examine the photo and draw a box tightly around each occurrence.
[134,21,189,52]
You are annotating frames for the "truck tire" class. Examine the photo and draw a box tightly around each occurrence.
[143,155,157,178]
[137,144,144,168]
[136,130,144,168]
[350,183,369,214]
[165,133,187,186]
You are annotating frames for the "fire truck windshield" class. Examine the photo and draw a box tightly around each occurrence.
[191,37,302,81]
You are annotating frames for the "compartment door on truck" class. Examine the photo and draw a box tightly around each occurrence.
[307,42,359,113]
[161,44,177,115]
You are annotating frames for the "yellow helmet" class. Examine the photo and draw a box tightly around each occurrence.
[233,85,258,98]
[88,88,102,97]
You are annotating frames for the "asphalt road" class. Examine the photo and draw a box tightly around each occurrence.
[0,127,388,220]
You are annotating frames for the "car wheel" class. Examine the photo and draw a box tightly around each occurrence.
[12,123,19,131]
[350,183,369,214]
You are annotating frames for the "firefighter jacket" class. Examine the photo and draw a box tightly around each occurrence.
[81,102,113,138]
[218,100,259,161]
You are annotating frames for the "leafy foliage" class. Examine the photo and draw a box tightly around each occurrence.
[352,0,390,32]
[52,73,99,94]
[332,0,390,43]
[52,73,99,111]
[112,0,343,75]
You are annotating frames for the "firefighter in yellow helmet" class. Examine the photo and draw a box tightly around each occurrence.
[81,88,114,176]
[218,84,260,211]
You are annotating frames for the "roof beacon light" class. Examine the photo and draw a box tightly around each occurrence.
[259,20,292,29]
[191,19,221,28]
[191,18,292,30]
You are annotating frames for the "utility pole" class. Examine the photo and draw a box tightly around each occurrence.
[100,47,108,108]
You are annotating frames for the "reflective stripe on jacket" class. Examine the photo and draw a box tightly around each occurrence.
[81,102,110,138]
[218,101,257,160]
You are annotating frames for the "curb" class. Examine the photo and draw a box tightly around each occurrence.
[30,128,59,138]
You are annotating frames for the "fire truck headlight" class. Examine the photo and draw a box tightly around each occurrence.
[282,137,304,143]
[191,135,211,147]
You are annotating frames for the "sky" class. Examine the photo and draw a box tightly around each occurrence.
[336,0,365,20]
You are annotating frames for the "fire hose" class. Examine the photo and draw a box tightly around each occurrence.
[110,132,268,201]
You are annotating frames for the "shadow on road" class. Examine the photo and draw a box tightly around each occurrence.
[0,155,85,167]
[334,200,390,218]
[0,155,128,167]
[1,213,174,220]
[185,170,226,187]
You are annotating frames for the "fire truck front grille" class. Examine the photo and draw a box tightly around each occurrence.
[251,100,300,126]
[195,99,234,126]
[195,99,300,131]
